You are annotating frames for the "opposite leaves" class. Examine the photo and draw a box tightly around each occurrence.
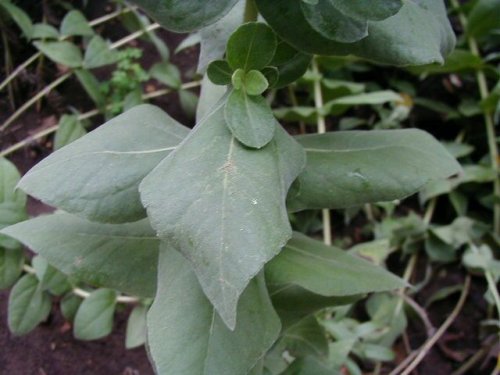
[140,99,305,329]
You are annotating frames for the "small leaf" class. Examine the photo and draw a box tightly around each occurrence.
[224,89,276,148]
[32,255,71,296]
[18,105,188,223]
[227,22,278,71]
[34,41,83,68]
[60,10,93,37]
[126,304,148,349]
[83,36,119,69]
[54,114,87,150]
[207,60,233,85]
[262,66,279,88]
[0,248,24,290]
[149,61,181,88]
[74,69,106,108]
[231,68,246,90]
[60,294,82,322]
[245,70,269,96]
[32,23,59,39]
[179,89,199,120]
[147,245,281,375]
[282,316,328,358]
[8,274,51,335]
[140,99,305,329]
[1,213,159,297]
[0,1,33,39]
[74,288,116,341]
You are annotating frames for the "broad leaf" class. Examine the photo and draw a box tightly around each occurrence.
[34,41,83,68]
[227,22,278,71]
[60,10,93,37]
[140,99,305,329]
[130,0,239,32]
[257,0,455,66]
[288,129,462,211]
[1,213,159,297]
[0,248,24,290]
[74,288,116,340]
[266,233,405,296]
[147,246,281,375]
[18,105,188,223]
[208,60,234,85]
[8,274,51,335]
[54,114,87,150]
[83,36,119,69]
[32,23,59,39]
[225,89,276,148]
[301,0,402,43]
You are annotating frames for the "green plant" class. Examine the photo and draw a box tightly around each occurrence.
[0,1,471,374]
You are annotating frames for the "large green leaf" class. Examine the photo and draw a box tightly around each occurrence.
[74,288,116,340]
[288,129,462,211]
[140,99,305,329]
[301,0,402,43]
[147,246,281,375]
[1,213,159,297]
[129,0,239,32]
[18,105,188,223]
[257,0,455,66]
[267,233,404,296]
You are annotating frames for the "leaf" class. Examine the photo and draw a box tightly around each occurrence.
[179,89,199,120]
[8,274,51,335]
[74,288,116,340]
[224,89,276,148]
[126,304,148,349]
[74,69,106,108]
[267,233,404,296]
[147,245,281,375]
[1,213,159,297]
[0,157,27,249]
[467,0,500,38]
[61,293,82,322]
[83,36,119,69]
[140,99,305,329]
[281,357,334,375]
[0,1,33,39]
[54,114,87,150]
[288,129,462,211]
[150,61,182,89]
[300,0,402,43]
[60,10,93,37]
[0,248,24,290]
[257,0,455,66]
[18,105,189,223]
[227,22,278,71]
[282,316,328,359]
[197,74,227,122]
[32,23,59,39]
[34,41,83,68]
[130,0,240,32]
[207,60,234,85]
[32,255,71,295]
[245,70,269,96]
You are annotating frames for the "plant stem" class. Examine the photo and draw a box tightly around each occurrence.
[0,81,201,157]
[243,0,259,23]
[450,0,500,235]
[312,58,332,245]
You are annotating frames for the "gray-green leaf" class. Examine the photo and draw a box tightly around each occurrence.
[60,10,93,37]
[288,129,462,211]
[83,36,119,69]
[33,41,83,68]
[74,288,116,340]
[0,248,24,290]
[126,304,148,349]
[140,99,305,329]
[224,89,276,148]
[147,245,281,375]
[18,105,188,223]
[8,274,51,335]
[54,114,87,150]
[1,213,159,297]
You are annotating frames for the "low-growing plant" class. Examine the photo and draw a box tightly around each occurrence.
[1,0,479,374]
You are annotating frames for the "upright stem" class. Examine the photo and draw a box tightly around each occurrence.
[244,0,259,23]
[312,58,332,245]
[451,0,500,235]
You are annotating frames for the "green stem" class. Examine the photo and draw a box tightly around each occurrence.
[244,0,259,23]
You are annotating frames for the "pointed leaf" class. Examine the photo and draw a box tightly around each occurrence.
[54,114,87,150]
[126,304,148,349]
[130,0,240,32]
[83,35,119,69]
[1,213,159,297]
[225,89,276,148]
[8,274,51,335]
[18,105,188,223]
[74,289,116,340]
[282,316,328,358]
[75,69,106,108]
[288,129,462,211]
[147,246,281,375]
[34,41,83,68]
[32,23,59,39]
[150,61,182,89]
[0,1,33,39]
[227,22,278,71]
[60,10,93,37]
[140,100,305,329]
